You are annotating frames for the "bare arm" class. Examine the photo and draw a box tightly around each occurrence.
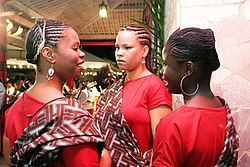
[149,105,171,165]
[149,104,172,139]
[99,148,112,167]
[3,136,11,166]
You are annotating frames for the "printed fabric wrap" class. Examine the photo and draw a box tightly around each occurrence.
[10,97,104,167]
[96,78,152,167]
[215,97,239,167]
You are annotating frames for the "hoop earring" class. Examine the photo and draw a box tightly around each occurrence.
[180,75,199,96]
[46,63,55,80]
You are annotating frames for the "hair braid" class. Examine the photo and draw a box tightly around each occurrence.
[26,18,68,64]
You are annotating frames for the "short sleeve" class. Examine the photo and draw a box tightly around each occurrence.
[147,75,172,110]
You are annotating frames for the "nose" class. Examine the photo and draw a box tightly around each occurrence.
[115,48,123,57]
[80,50,85,58]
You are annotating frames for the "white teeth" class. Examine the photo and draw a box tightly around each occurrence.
[78,64,84,67]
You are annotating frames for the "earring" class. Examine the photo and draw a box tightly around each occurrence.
[46,63,55,80]
[180,75,199,96]
[142,57,146,64]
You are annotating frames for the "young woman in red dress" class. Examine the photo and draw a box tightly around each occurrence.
[96,24,172,166]
[3,18,103,167]
[152,27,239,167]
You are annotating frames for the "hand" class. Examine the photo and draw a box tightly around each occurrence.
[99,149,112,167]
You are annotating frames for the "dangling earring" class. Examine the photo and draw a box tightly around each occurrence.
[142,57,146,64]
[180,75,199,96]
[46,63,55,80]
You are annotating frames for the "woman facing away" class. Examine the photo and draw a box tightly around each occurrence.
[152,27,239,167]
[3,18,103,167]
[95,24,172,166]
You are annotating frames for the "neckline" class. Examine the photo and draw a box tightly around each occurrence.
[125,73,153,83]
[22,92,67,118]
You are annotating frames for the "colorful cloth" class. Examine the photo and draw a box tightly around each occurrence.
[10,97,103,166]
[215,98,239,167]
[96,78,152,166]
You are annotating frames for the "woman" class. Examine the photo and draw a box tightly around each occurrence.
[3,18,103,167]
[152,27,239,166]
[95,24,172,166]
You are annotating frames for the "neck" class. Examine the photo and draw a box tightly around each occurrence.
[184,89,223,108]
[27,74,65,103]
[126,65,151,81]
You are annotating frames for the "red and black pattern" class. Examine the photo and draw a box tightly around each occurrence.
[215,97,239,167]
[10,97,103,167]
[96,78,151,167]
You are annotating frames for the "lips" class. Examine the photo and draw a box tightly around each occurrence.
[117,59,125,63]
[77,61,84,67]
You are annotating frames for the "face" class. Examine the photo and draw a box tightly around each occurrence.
[161,47,183,94]
[54,27,85,80]
[115,31,146,71]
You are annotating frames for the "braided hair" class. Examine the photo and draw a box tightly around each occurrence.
[26,18,69,65]
[166,27,220,81]
[120,24,154,73]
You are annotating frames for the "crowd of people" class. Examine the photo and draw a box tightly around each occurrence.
[0,17,239,167]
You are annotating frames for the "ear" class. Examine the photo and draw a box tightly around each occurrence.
[184,61,195,76]
[142,45,149,58]
[41,46,55,63]
[162,47,166,60]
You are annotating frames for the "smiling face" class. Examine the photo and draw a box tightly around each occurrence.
[115,31,147,72]
[54,27,85,81]
[161,46,184,94]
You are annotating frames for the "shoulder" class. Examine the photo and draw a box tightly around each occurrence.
[146,74,164,84]
[158,107,199,129]
[53,97,89,114]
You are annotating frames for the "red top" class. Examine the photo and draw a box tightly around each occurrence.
[152,106,227,167]
[122,74,172,153]
[5,93,99,167]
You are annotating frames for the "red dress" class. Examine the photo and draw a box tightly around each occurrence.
[5,93,100,167]
[152,106,226,167]
[122,74,172,153]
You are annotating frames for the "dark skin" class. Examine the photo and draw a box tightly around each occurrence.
[161,47,223,108]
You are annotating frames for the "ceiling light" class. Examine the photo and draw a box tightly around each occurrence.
[99,1,108,18]
[12,26,23,36]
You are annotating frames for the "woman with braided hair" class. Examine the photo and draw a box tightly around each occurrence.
[152,27,239,166]
[95,24,172,166]
[3,18,103,166]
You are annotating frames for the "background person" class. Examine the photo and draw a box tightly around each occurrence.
[152,27,239,167]
[96,24,172,166]
[3,18,103,167]
[0,79,6,156]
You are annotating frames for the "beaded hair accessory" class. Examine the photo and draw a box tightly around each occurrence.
[33,20,46,62]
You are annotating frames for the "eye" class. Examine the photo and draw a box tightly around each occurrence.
[125,46,131,50]
[72,47,78,51]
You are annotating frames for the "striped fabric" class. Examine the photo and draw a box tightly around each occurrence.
[96,78,151,167]
[215,97,239,167]
[10,97,103,167]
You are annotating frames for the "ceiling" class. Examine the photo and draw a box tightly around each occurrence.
[1,0,146,49]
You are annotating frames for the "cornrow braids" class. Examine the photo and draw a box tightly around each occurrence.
[26,18,69,64]
[120,24,154,73]
[167,27,220,80]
